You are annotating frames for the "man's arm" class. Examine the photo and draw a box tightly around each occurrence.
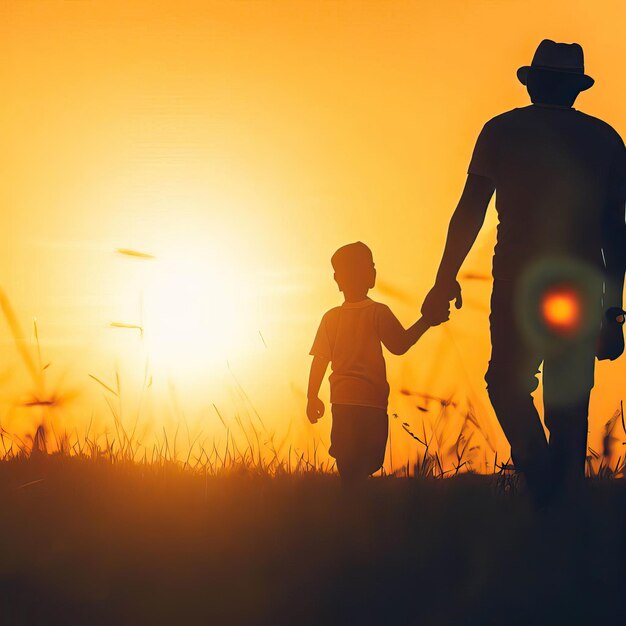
[306,356,329,423]
[602,137,625,311]
[422,173,495,322]
[433,173,495,285]
[602,195,626,310]
[598,195,625,362]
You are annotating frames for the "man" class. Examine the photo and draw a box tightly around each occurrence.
[422,40,626,504]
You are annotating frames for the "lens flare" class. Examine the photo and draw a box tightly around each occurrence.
[540,286,582,335]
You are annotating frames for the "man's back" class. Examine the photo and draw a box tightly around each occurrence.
[469,104,625,280]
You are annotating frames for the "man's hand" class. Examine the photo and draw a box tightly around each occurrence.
[597,307,625,361]
[421,280,463,326]
[306,397,325,424]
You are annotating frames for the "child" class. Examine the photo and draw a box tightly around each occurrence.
[307,241,445,482]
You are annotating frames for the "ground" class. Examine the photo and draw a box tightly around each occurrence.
[0,456,625,625]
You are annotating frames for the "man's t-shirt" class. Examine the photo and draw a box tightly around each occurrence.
[468,104,626,281]
[310,299,400,410]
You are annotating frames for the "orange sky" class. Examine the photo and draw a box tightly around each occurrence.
[1,0,624,469]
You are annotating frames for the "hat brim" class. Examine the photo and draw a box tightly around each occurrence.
[517,66,595,91]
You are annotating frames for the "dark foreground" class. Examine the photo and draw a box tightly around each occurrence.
[1,457,625,626]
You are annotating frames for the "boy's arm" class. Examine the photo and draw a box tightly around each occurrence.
[378,307,431,355]
[307,356,329,423]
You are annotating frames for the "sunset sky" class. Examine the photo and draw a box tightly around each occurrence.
[1,0,624,466]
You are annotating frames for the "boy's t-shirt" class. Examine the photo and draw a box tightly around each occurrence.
[310,298,397,410]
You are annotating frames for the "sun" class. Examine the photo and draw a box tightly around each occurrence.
[140,254,257,376]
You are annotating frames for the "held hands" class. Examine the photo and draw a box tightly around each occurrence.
[421,280,463,326]
[306,397,325,424]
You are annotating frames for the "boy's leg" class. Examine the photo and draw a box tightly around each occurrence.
[331,405,388,482]
[330,405,361,481]
[360,408,389,476]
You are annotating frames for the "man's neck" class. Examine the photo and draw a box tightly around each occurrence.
[532,102,574,110]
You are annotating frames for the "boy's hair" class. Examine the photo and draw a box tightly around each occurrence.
[331,242,375,291]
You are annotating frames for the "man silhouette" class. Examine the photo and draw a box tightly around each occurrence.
[422,40,626,504]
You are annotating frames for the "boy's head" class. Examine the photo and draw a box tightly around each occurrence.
[331,242,376,297]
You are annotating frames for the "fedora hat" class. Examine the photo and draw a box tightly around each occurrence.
[517,39,594,91]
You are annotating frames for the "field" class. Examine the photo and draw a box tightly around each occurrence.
[1,449,626,626]
[1,286,626,625]
[3,0,626,623]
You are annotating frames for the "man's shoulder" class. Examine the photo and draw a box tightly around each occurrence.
[475,108,529,142]
[482,107,624,144]
[482,107,528,128]
[573,110,624,146]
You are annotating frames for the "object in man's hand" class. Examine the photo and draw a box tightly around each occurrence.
[596,307,625,361]
[611,308,626,325]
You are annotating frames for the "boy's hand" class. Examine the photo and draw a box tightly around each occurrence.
[306,397,325,424]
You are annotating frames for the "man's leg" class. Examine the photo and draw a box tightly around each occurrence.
[543,339,595,494]
[486,281,552,505]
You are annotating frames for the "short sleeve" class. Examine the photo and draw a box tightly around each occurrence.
[375,303,406,353]
[310,314,332,360]
[374,303,397,336]
[468,121,498,182]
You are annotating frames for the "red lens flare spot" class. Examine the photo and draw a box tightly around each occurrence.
[540,286,582,335]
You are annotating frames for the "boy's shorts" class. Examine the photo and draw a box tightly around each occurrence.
[330,404,388,476]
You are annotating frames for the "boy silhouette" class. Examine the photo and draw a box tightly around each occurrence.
[307,242,445,482]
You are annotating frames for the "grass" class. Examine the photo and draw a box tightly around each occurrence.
[2,289,626,624]
[1,452,626,626]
